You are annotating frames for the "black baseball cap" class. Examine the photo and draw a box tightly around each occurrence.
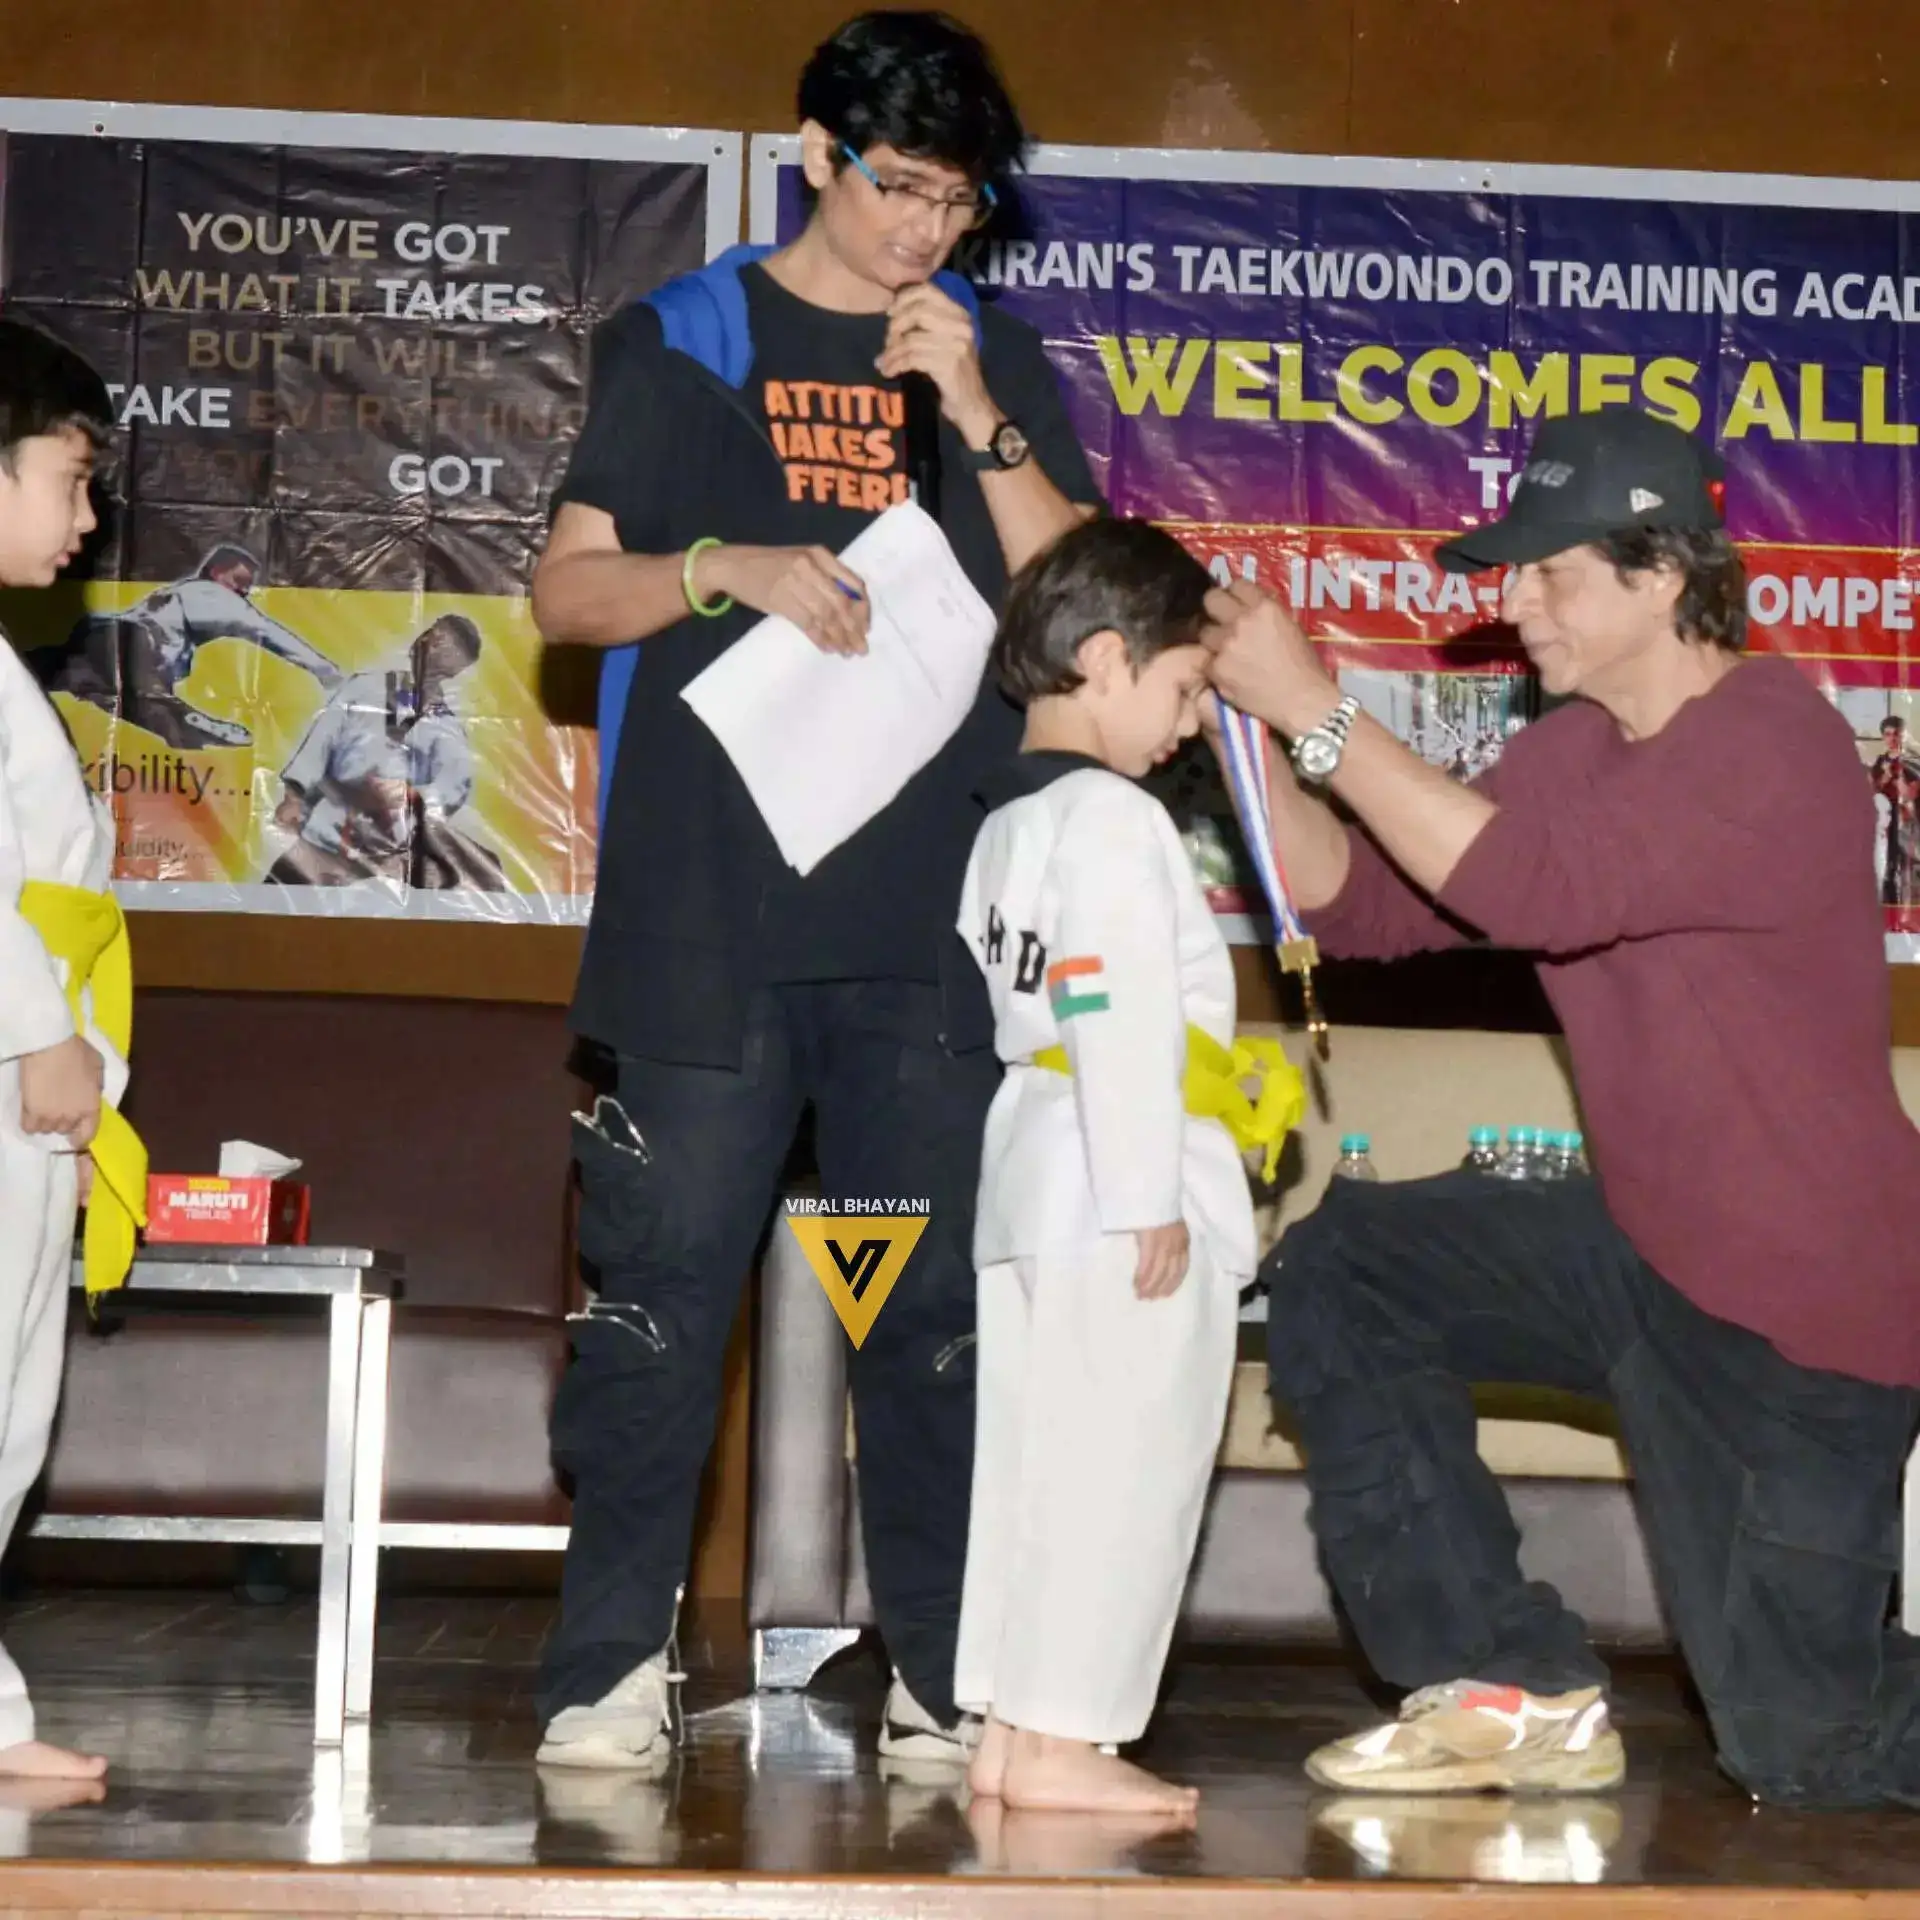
[1436,408,1726,575]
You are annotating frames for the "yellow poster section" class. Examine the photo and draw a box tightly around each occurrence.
[7,586,596,898]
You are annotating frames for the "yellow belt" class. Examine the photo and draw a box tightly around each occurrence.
[17,880,146,1296]
[1031,1024,1306,1184]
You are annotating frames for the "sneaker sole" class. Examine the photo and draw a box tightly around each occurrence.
[535,1732,671,1773]
[1305,1731,1627,1796]
[877,1724,973,1768]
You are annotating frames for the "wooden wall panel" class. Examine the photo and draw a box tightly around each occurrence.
[125,913,584,1004]
[1347,0,1920,179]
[7,1,1915,177]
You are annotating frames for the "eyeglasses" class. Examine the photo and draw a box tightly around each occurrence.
[839,144,997,230]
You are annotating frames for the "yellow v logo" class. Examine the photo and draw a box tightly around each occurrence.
[785,1215,930,1348]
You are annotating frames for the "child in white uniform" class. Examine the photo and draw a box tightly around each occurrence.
[955,519,1291,1816]
[0,321,127,1783]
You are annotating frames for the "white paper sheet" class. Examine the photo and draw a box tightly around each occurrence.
[680,502,998,875]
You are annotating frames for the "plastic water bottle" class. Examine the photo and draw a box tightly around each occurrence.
[1333,1134,1379,1182]
[1562,1131,1589,1176]
[1462,1127,1502,1174]
[1535,1131,1568,1181]
[1496,1126,1539,1181]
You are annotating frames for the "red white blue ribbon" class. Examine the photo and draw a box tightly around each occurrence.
[1216,701,1306,946]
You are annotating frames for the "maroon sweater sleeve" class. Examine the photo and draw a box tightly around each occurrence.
[1437,682,1803,953]
[1306,824,1478,960]
[1305,757,1512,961]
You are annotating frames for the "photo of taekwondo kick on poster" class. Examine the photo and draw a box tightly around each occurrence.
[0,105,734,922]
[755,142,1920,958]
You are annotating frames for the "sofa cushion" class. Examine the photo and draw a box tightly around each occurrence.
[45,1303,569,1525]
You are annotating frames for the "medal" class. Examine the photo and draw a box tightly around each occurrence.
[1277,933,1329,1057]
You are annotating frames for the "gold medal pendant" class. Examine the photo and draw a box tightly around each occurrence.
[1277,936,1330,1059]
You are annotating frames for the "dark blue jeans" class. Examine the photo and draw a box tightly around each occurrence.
[539,981,995,1730]
[1266,1169,1920,1808]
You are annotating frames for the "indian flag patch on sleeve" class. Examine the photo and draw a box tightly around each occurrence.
[1046,955,1109,1020]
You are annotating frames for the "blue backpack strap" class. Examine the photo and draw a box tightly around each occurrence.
[594,246,773,821]
[646,243,774,389]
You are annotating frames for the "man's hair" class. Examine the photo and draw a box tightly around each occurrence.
[199,543,261,581]
[798,12,1028,185]
[992,518,1212,704]
[0,318,112,467]
[1592,524,1747,654]
[418,613,482,669]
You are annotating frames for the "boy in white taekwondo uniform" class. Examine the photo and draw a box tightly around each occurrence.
[955,519,1302,1817]
[0,321,146,1787]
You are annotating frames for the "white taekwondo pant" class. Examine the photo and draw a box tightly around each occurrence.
[954,1228,1236,1745]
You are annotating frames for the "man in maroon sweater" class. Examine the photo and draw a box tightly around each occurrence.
[1205,407,1920,1808]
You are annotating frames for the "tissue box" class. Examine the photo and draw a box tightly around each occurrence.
[145,1175,311,1246]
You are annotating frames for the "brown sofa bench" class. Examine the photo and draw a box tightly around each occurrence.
[39,992,576,1540]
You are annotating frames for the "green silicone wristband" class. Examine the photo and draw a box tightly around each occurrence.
[683,538,733,617]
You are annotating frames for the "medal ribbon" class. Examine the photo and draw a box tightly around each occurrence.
[1216,702,1330,1058]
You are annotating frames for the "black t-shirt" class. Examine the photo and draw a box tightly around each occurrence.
[557,262,1102,1067]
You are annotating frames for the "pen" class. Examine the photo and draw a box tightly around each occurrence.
[835,580,863,602]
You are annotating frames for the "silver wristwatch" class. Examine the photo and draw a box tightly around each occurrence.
[1291,695,1361,785]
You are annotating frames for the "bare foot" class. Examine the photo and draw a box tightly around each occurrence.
[1001,1729,1198,1815]
[0,1741,106,1781]
[968,1714,1012,1800]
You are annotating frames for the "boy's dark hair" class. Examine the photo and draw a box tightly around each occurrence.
[1592,524,1748,654]
[798,12,1028,185]
[0,317,112,467]
[993,518,1213,703]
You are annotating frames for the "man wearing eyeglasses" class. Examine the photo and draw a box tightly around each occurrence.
[531,11,1100,1773]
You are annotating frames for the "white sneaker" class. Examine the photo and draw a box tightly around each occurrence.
[1305,1681,1625,1795]
[536,1650,680,1771]
[876,1672,981,1770]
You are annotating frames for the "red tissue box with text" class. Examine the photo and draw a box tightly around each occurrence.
[144,1175,312,1246]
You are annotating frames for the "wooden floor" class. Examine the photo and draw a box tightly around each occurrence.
[0,1592,1917,1916]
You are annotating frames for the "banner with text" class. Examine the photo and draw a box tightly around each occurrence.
[755,142,1920,956]
[1,102,739,922]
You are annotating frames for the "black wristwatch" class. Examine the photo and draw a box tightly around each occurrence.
[964,418,1031,472]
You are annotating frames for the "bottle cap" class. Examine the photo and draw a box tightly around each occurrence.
[1470,1127,1498,1145]
[1338,1134,1370,1155]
